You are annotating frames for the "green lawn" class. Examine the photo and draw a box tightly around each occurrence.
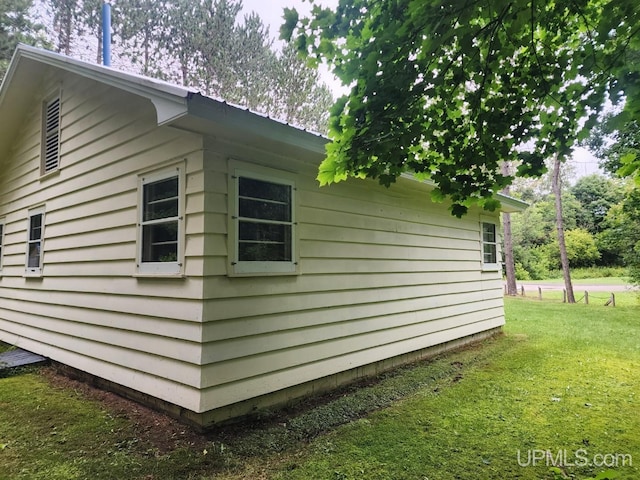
[522,277,632,286]
[1,295,639,480]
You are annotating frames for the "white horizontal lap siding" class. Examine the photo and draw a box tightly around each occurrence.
[203,281,498,323]
[202,296,504,367]
[0,74,208,409]
[0,306,201,363]
[0,291,200,339]
[200,139,504,408]
[201,308,503,386]
[200,317,503,410]
[0,323,202,411]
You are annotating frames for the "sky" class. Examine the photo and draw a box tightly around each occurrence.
[240,0,603,178]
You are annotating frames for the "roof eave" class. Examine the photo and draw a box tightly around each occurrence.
[399,172,528,213]
[13,45,192,124]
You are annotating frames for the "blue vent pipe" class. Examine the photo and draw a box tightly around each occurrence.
[102,2,111,66]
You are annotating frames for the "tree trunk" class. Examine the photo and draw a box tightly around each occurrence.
[501,161,517,295]
[96,27,103,65]
[502,211,517,295]
[552,153,575,303]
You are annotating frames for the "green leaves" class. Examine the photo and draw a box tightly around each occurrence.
[0,0,48,78]
[279,7,299,42]
[618,152,640,183]
[289,0,640,216]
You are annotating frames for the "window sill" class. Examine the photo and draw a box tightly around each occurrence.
[133,273,186,279]
[39,169,61,181]
[482,263,501,272]
[228,261,299,277]
[23,273,43,279]
[228,271,300,278]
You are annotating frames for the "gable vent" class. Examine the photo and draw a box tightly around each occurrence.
[42,96,61,174]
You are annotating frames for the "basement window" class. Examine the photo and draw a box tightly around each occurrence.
[26,207,45,276]
[229,168,297,276]
[41,94,61,175]
[137,166,184,275]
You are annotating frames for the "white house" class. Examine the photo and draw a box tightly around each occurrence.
[0,45,525,428]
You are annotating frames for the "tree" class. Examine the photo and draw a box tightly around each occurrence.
[115,0,172,77]
[1,0,47,78]
[282,0,640,216]
[552,153,575,303]
[588,118,640,178]
[597,186,640,282]
[570,174,624,234]
[501,161,517,295]
[193,0,250,97]
[271,43,333,133]
[48,0,82,55]
[546,229,601,269]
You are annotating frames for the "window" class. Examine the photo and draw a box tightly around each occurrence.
[137,167,184,275]
[41,94,61,175]
[482,221,498,266]
[229,168,297,275]
[0,218,5,271]
[26,207,45,276]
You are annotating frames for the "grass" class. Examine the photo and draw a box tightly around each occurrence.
[1,294,639,479]
[257,296,640,480]
[522,277,631,286]
[520,288,638,306]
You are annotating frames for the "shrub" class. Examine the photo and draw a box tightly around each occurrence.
[514,262,531,280]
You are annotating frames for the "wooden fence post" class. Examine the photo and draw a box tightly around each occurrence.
[563,289,567,303]
[585,291,589,305]
[538,286,542,300]
[611,293,616,307]
[521,285,525,296]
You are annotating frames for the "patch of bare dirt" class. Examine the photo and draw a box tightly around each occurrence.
[41,367,210,454]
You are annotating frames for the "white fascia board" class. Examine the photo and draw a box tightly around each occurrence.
[497,193,529,213]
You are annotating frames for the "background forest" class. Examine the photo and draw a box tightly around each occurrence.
[510,172,630,280]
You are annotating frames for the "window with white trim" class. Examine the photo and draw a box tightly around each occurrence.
[137,166,184,275]
[482,221,498,266]
[41,94,61,175]
[26,207,45,276]
[229,168,297,275]
[0,218,5,271]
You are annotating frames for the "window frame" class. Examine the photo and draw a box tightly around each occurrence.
[0,217,5,273]
[136,165,185,276]
[25,206,46,277]
[41,91,62,176]
[228,164,298,276]
[481,219,500,271]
